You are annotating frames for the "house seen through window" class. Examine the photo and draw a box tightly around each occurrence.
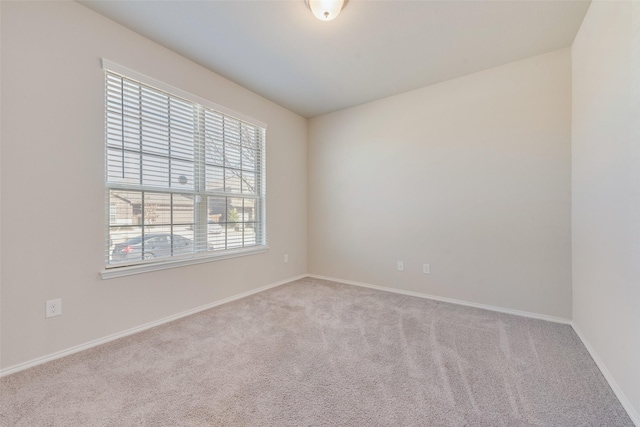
[104,64,266,268]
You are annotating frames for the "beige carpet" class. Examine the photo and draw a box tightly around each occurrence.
[0,277,633,426]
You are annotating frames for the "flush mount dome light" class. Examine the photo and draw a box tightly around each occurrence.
[306,0,346,21]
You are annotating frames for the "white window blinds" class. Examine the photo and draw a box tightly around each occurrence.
[104,62,266,269]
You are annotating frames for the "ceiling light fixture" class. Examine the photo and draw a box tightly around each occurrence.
[306,0,346,22]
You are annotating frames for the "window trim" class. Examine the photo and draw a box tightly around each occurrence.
[101,59,268,278]
[100,246,268,279]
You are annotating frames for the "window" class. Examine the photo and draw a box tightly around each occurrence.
[103,61,267,273]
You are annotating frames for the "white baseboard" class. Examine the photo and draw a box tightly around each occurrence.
[572,323,640,426]
[307,274,572,324]
[0,274,306,378]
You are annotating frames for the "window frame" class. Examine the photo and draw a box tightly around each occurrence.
[101,60,268,279]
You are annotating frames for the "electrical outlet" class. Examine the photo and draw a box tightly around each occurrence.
[46,299,62,318]
[284,254,289,263]
[423,264,431,274]
[397,261,404,271]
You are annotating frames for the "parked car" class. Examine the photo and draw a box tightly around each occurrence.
[111,234,194,262]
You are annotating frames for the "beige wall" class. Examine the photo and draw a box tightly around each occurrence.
[308,49,573,319]
[572,0,640,421]
[0,1,307,369]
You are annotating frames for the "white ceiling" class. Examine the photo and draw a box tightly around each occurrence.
[79,0,590,118]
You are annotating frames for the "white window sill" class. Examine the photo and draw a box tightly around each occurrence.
[100,246,269,279]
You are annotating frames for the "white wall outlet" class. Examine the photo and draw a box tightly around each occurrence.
[284,254,289,263]
[397,261,404,271]
[423,263,431,274]
[46,299,62,318]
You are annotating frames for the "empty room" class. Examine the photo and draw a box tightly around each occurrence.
[1,0,638,425]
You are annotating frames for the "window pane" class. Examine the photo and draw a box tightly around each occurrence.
[222,197,241,249]
[207,196,226,223]
[227,198,243,225]
[242,172,256,194]
[172,194,194,226]
[242,146,257,171]
[206,166,224,192]
[141,119,169,157]
[209,236,225,251]
[107,148,141,185]
[243,198,255,223]
[171,128,195,160]
[225,143,241,169]
[204,140,224,167]
[204,110,224,166]
[141,154,169,187]
[171,160,195,191]
[224,117,241,145]
[240,124,257,149]
[224,169,241,194]
[140,226,172,260]
[121,123,141,152]
[109,226,143,264]
[243,223,257,247]
[169,97,195,137]
[206,196,226,252]
[241,198,257,247]
[109,190,142,225]
[143,192,171,226]
[227,232,243,249]
[171,230,195,257]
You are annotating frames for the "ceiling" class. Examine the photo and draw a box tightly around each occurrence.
[79,0,591,118]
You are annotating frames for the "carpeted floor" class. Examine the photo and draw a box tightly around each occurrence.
[0,277,633,426]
